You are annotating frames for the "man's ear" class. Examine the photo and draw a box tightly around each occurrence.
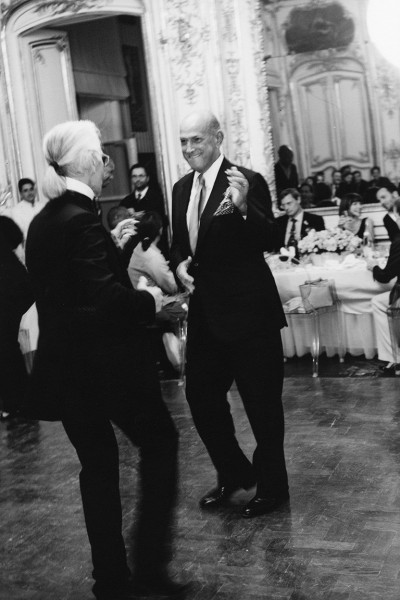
[216,130,224,147]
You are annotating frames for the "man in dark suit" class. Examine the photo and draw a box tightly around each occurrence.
[0,216,34,419]
[275,188,325,252]
[170,109,289,518]
[120,163,169,257]
[25,121,185,600]
[377,183,400,242]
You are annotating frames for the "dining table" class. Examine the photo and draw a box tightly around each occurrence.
[269,254,393,359]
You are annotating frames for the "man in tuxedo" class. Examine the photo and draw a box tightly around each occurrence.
[170,109,289,518]
[377,183,400,242]
[275,188,325,252]
[25,121,185,600]
[120,163,169,256]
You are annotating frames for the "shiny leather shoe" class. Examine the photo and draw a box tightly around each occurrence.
[199,484,242,509]
[242,492,290,518]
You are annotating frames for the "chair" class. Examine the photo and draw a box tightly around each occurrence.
[283,278,345,377]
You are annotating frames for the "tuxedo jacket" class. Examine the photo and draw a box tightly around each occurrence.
[170,158,286,341]
[120,186,167,223]
[25,191,155,421]
[383,213,399,243]
[275,211,325,250]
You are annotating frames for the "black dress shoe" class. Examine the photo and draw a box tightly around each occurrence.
[199,485,242,508]
[95,576,190,599]
[242,492,290,518]
[378,364,397,377]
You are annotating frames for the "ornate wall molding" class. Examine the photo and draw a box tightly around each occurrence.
[159,0,209,105]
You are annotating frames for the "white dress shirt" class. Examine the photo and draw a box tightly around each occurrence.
[186,153,225,231]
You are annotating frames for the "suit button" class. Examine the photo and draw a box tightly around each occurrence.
[194,262,199,267]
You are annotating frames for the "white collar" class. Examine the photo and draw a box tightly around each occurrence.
[193,153,224,190]
[65,177,95,200]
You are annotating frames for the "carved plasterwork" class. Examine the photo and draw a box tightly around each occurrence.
[248,0,276,195]
[159,0,210,105]
[219,0,250,166]
[33,0,107,15]
[374,62,400,119]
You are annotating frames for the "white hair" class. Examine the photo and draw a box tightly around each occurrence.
[42,120,102,199]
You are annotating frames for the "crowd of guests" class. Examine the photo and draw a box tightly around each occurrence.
[275,145,397,210]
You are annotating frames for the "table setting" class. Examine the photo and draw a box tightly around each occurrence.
[265,227,393,359]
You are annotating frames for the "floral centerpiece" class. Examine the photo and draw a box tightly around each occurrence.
[298,227,361,258]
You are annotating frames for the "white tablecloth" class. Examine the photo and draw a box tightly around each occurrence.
[272,260,393,359]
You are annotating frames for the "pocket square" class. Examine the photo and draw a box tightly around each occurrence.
[214,197,235,216]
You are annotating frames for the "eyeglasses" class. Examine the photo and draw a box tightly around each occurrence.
[101,153,110,167]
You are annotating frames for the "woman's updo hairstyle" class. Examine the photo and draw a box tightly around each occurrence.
[42,120,102,199]
[136,211,163,252]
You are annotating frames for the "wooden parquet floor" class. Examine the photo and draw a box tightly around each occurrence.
[1,374,400,599]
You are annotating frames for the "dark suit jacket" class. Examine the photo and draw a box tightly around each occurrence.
[25,191,155,421]
[274,162,299,196]
[120,186,167,221]
[373,233,400,304]
[0,216,34,330]
[120,186,169,257]
[275,211,325,250]
[383,213,399,243]
[170,158,285,341]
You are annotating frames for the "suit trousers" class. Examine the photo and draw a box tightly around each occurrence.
[0,304,29,413]
[62,384,178,598]
[185,325,288,496]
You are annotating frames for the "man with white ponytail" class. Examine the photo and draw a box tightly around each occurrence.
[25,121,187,600]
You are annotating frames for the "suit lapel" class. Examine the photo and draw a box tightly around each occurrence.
[178,173,194,254]
[196,158,231,251]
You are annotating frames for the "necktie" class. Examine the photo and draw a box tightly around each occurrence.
[188,175,205,253]
[287,217,297,248]
[136,191,142,201]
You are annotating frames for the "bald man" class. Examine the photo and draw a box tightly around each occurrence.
[170,110,289,518]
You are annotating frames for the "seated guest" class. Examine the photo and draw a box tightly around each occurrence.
[276,188,325,252]
[314,171,333,206]
[336,170,356,200]
[299,182,316,209]
[365,165,393,204]
[128,211,187,370]
[377,183,400,242]
[274,145,299,196]
[368,198,400,376]
[338,193,374,242]
[353,170,369,201]
[330,169,342,204]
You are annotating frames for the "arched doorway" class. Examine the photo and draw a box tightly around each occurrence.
[1,0,171,225]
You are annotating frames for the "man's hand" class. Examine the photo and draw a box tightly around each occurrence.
[225,166,249,215]
[137,276,163,312]
[176,257,195,294]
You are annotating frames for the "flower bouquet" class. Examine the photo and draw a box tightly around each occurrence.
[297,227,361,263]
